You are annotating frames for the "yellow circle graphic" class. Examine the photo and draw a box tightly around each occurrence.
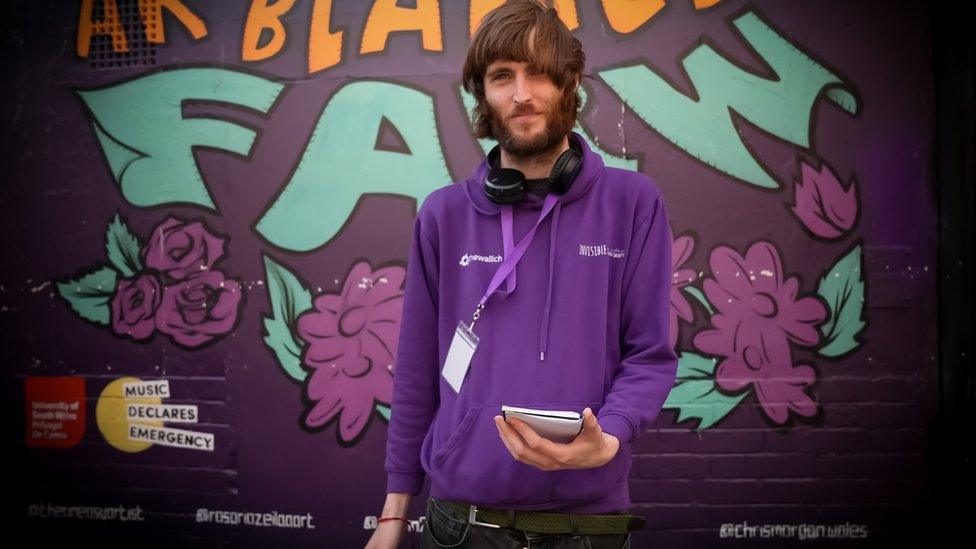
[96,377,163,453]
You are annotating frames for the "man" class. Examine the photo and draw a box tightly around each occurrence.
[367,1,678,547]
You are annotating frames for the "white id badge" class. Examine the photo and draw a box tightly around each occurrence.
[442,321,479,393]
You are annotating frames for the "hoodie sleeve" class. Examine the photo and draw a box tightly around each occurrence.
[597,192,679,445]
[384,212,440,495]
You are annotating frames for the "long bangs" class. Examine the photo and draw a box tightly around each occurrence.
[463,2,583,97]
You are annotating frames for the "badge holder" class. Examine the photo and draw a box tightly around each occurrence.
[440,194,559,394]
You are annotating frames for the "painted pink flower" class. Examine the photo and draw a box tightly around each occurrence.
[669,234,698,349]
[791,160,858,239]
[141,217,226,281]
[692,241,827,424]
[155,270,243,347]
[111,272,162,341]
[296,261,405,441]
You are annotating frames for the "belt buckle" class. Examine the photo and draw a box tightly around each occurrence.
[467,505,501,529]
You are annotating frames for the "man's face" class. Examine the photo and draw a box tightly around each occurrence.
[483,59,574,158]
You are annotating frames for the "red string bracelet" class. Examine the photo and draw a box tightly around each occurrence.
[378,516,410,525]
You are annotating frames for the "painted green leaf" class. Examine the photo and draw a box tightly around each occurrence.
[262,255,314,383]
[816,244,866,357]
[105,214,143,277]
[682,285,714,315]
[664,351,747,431]
[376,403,391,422]
[56,267,117,325]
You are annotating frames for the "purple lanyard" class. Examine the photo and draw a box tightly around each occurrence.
[469,193,559,330]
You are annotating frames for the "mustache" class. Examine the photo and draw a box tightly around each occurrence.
[510,107,541,118]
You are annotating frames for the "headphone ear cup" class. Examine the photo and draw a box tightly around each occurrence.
[484,144,528,204]
[548,146,583,195]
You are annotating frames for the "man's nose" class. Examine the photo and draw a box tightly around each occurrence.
[513,72,533,104]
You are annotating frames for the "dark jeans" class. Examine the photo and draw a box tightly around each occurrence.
[421,497,632,549]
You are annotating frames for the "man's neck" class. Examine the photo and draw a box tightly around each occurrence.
[499,135,571,179]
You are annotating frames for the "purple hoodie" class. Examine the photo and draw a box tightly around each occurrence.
[385,131,679,513]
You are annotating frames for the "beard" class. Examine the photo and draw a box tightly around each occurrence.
[487,89,576,159]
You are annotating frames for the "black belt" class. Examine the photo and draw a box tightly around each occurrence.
[436,498,645,535]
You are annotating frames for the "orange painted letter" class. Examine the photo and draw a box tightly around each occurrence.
[694,0,726,9]
[137,0,208,44]
[77,0,129,57]
[469,0,577,37]
[360,0,442,54]
[600,0,665,34]
[309,0,343,74]
[242,0,297,62]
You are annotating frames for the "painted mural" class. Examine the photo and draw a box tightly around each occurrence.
[6,0,935,547]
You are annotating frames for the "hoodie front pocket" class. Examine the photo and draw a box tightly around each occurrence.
[431,403,482,470]
[430,402,603,507]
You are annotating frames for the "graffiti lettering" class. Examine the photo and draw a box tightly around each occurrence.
[76,68,284,209]
[255,81,450,252]
[242,0,297,62]
[360,0,443,55]
[599,10,858,190]
[309,0,344,74]
[76,0,207,57]
[138,0,208,44]
[240,0,344,74]
[77,0,128,57]
[78,0,728,71]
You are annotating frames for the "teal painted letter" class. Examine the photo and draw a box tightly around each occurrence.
[256,81,450,252]
[599,10,857,189]
[77,68,284,209]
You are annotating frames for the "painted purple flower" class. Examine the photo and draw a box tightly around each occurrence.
[669,234,698,349]
[155,270,243,347]
[111,272,162,341]
[692,242,827,424]
[791,160,858,239]
[141,217,225,280]
[296,261,405,440]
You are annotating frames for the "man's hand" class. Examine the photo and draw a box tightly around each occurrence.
[493,407,621,471]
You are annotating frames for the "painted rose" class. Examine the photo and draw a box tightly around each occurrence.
[110,272,162,341]
[155,270,243,347]
[141,217,226,280]
[296,261,405,441]
[693,241,827,424]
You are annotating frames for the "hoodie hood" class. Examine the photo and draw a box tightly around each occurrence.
[462,131,605,361]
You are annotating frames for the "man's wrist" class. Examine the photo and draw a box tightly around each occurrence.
[601,433,620,463]
[382,492,412,519]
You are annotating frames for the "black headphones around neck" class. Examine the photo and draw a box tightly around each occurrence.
[483,137,583,205]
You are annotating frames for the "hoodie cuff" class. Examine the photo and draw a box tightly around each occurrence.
[386,469,425,495]
[598,412,636,445]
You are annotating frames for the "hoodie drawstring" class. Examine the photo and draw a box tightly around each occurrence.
[539,201,560,361]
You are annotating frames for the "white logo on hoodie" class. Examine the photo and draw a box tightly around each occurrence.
[459,253,503,267]
[579,244,625,259]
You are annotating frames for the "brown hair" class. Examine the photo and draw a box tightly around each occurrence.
[461,0,585,140]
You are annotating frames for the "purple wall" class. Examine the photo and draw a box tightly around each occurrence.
[3,0,936,546]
